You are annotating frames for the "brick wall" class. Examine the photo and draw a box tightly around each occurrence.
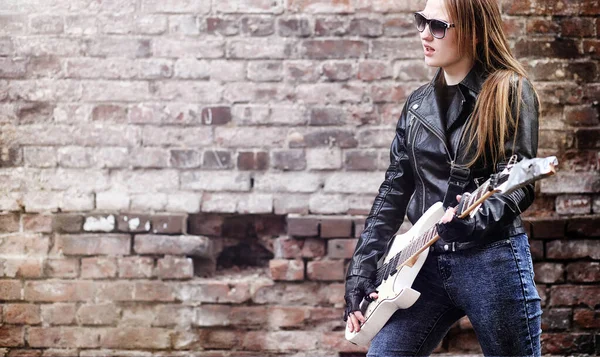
[0,0,598,355]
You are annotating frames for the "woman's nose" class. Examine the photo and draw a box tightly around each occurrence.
[420,23,433,41]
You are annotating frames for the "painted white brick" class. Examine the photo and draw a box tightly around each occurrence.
[110,170,179,193]
[180,171,251,191]
[96,191,130,211]
[166,192,202,213]
[307,148,342,170]
[237,194,273,214]
[62,192,95,212]
[131,193,168,211]
[254,172,323,193]
[84,215,116,232]
[324,172,382,194]
[201,193,237,213]
[309,194,349,214]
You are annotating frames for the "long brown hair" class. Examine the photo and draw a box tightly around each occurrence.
[444,0,539,167]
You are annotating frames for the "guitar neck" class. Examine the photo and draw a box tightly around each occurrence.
[375,176,500,286]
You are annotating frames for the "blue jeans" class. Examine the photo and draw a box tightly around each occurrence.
[367,234,542,357]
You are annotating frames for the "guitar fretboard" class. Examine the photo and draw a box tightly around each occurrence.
[374,174,507,286]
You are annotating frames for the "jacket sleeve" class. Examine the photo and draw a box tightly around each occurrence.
[345,99,416,280]
[468,77,539,239]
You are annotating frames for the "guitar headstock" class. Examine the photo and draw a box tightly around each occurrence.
[497,156,558,194]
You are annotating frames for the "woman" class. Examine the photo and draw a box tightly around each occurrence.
[343,0,541,356]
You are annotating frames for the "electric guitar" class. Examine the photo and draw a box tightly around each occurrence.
[345,156,558,346]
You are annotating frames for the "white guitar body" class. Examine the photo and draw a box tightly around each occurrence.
[345,202,446,346]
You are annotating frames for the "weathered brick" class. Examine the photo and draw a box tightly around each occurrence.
[202,150,233,169]
[99,328,171,349]
[322,61,354,81]
[527,218,567,239]
[133,281,175,302]
[573,308,600,329]
[24,281,96,302]
[278,17,311,37]
[118,256,154,279]
[328,239,358,259]
[290,128,359,148]
[242,331,318,352]
[541,333,595,355]
[228,38,292,59]
[287,215,319,236]
[284,61,320,82]
[151,215,185,234]
[134,234,213,257]
[175,281,250,304]
[567,262,600,282]
[81,257,118,279]
[270,149,306,171]
[565,105,599,126]
[301,40,367,59]
[155,255,194,279]
[237,151,269,170]
[320,216,353,238]
[77,303,119,325]
[53,234,130,256]
[549,285,600,308]
[44,259,79,278]
[0,213,19,232]
[566,217,600,237]
[307,259,345,281]
[269,259,304,281]
[0,326,24,347]
[240,16,274,36]
[306,148,342,170]
[154,305,194,327]
[40,304,76,325]
[3,258,44,278]
[3,304,41,325]
[547,240,600,259]
[268,306,308,328]
[206,17,239,35]
[83,215,116,233]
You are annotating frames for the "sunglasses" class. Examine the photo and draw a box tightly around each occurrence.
[414,12,455,39]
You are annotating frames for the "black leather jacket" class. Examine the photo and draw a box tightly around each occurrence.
[346,64,539,280]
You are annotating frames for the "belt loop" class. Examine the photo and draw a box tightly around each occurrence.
[451,242,457,252]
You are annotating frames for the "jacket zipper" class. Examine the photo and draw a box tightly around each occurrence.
[407,113,427,215]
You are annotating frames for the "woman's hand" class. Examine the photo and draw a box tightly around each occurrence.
[346,291,379,333]
[440,195,462,223]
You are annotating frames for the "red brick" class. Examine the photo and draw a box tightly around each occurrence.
[201,106,231,125]
[301,237,326,257]
[99,328,171,349]
[345,150,378,170]
[502,0,533,15]
[40,304,76,325]
[307,259,344,281]
[199,330,242,349]
[206,17,239,36]
[237,151,269,171]
[349,18,383,37]
[134,234,213,257]
[229,306,268,326]
[541,308,571,330]
[567,262,600,282]
[526,18,560,35]
[42,258,77,278]
[307,306,341,323]
[514,38,581,59]
[240,16,275,36]
[3,304,41,324]
[242,331,318,352]
[315,17,348,36]
[320,331,368,353]
[0,213,20,232]
[96,281,135,301]
[7,349,42,357]
[573,308,600,329]
[25,281,96,302]
[583,39,600,59]
[561,17,596,37]
[187,213,225,236]
[4,258,44,278]
[269,259,304,281]
[297,129,359,148]
[328,238,357,259]
[133,281,175,302]
[273,236,303,258]
[529,239,544,260]
[566,217,600,237]
[80,257,117,279]
[155,255,194,279]
[549,285,600,308]
[301,40,368,59]
[321,61,353,81]
[0,280,22,300]
[320,216,353,238]
[154,305,194,327]
[531,0,580,15]
[77,303,119,325]
[270,149,306,170]
[528,218,566,238]
[534,262,565,283]
[309,107,346,126]
[54,234,130,256]
[267,306,308,328]
[28,327,100,348]
[0,326,24,347]
[565,105,599,126]
[118,256,154,278]
[547,240,600,259]
[22,214,52,233]
[541,333,595,355]
[287,215,319,236]
[278,18,311,37]
[116,214,151,233]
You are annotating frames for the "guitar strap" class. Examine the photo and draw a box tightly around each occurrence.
[443,163,470,209]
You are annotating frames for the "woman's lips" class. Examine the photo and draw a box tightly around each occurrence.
[424,44,435,56]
